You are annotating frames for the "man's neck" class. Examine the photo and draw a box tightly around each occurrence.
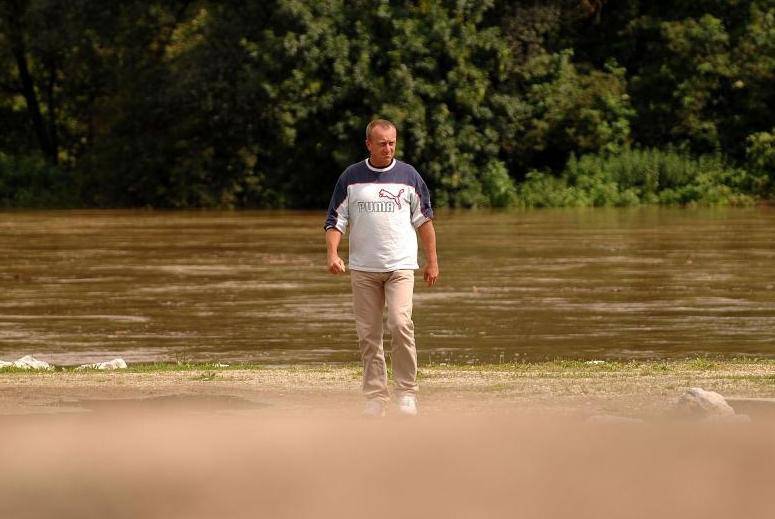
[367,157,393,169]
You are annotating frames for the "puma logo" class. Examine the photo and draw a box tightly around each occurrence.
[378,188,405,209]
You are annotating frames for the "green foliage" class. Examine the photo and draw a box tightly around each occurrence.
[621,15,725,153]
[0,153,77,207]
[745,129,775,194]
[515,170,581,209]
[515,50,634,171]
[480,160,518,208]
[231,0,524,208]
[515,148,756,208]
[0,0,772,208]
[594,1,775,160]
[568,148,754,206]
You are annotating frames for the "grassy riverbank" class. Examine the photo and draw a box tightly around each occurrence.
[2,357,774,418]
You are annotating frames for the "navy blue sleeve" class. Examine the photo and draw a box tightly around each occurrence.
[410,169,433,228]
[417,174,433,220]
[323,173,349,232]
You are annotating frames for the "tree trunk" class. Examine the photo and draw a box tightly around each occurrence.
[5,3,58,164]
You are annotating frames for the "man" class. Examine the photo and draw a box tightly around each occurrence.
[324,119,439,417]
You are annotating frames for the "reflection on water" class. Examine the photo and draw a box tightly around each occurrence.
[1,207,774,364]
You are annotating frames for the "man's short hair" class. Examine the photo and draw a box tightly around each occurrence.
[365,119,397,140]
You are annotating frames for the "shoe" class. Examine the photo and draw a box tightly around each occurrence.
[362,399,386,417]
[397,395,418,416]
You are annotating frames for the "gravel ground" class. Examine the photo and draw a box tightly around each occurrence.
[2,359,774,419]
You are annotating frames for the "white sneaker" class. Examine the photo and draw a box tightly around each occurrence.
[397,395,418,416]
[362,399,386,417]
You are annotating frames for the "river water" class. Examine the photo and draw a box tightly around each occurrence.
[1,208,773,365]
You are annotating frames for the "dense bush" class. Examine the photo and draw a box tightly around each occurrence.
[516,148,757,208]
[0,153,78,208]
[745,129,775,195]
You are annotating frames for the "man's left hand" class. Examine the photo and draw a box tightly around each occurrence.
[423,262,439,287]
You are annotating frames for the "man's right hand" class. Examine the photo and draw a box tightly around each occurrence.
[328,255,346,275]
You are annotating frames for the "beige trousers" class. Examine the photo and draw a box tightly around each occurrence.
[350,269,418,403]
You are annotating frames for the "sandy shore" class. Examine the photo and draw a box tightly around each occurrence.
[3,359,775,519]
[2,358,775,418]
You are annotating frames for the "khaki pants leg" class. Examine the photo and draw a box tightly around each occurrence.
[385,270,418,397]
[351,270,390,403]
[351,269,419,402]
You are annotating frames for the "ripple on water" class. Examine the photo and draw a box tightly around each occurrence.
[33,276,133,284]
[134,281,301,293]
[0,314,150,323]
[413,291,472,302]
[3,208,775,362]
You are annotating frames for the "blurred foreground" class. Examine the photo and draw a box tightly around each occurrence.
[3,361,775,518]
[2,399,775,519]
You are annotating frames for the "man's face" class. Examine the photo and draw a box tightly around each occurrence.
[365,125,397,167]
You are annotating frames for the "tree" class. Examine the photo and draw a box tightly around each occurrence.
[1,0,58,163]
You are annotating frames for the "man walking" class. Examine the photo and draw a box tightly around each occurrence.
[324,119,438,417]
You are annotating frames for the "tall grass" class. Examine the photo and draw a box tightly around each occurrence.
[516,147,758,208]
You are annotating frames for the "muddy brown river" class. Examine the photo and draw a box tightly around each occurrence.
[1,208,773,365]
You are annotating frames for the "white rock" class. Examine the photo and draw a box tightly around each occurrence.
[7,355,53,370]
[78,358,128,370]
[0,360,13,368]
[585,360,606,365]
[214,363,229,368]
[675,387,735,418]
[586,414,644,425]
